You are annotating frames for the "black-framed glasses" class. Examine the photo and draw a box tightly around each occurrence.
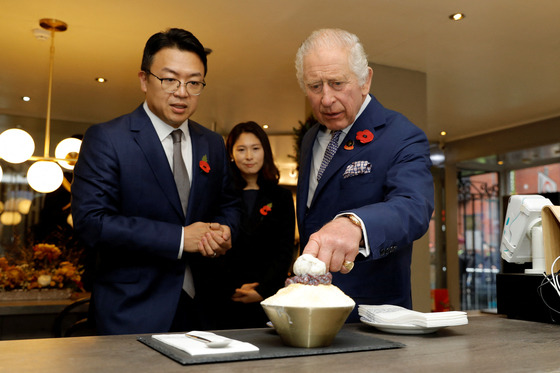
[145,70,206,95]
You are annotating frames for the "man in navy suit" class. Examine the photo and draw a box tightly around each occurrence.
[295,29,434,321]
[71,29,240,334]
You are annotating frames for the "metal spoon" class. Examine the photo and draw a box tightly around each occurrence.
[185,333,232,348]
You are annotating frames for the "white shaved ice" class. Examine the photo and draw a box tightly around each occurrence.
[293,254,327,276]
[261,283,355,308]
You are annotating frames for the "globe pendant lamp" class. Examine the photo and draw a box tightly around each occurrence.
[26,18,67,193]
[0,18,80,193]
[0,128,35,163]
[54,137,82,170]
[27,160,64,193]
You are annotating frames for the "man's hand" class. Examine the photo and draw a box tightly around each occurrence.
[231,282,263,304]
[199,223,232,257]
[183,222,232,257]
[302,217,361,274]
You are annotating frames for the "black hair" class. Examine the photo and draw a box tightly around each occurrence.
[140,28,207,76]
[226,121,280,190]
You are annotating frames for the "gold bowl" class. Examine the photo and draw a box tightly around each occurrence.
[261,304,354,348]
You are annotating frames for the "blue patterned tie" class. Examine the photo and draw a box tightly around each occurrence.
[317,130,342,181]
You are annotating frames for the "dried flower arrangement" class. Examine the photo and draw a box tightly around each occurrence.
[0,243,84,292]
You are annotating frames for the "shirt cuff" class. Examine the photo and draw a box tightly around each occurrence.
[177,228,185,259]
[335,213,371,257]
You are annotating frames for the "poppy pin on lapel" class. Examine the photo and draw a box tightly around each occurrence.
[344,140,354,150]
[356,130,374,144]
[199,155,211,173]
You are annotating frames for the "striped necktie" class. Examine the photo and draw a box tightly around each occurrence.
[317,130,342,181]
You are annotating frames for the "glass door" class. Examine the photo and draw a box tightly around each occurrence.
[457,172,500,311]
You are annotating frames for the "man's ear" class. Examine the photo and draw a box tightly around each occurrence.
[138,71,148,93]
[361,67,373,95]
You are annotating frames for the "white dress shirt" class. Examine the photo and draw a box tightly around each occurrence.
[142,102,191,259]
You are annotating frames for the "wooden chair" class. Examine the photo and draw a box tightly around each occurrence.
[52,297,96,337]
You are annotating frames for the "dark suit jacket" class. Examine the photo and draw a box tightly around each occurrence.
[71,105,240,334]
[297,95,434,320]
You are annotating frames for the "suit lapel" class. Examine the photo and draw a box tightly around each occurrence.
[185,121,209,222]
[130,107,184,219]
[296,124,321,223]
[312,96,385,203]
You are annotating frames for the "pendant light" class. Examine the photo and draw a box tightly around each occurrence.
[0,18,81,193]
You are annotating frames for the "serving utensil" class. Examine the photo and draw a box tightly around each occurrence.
[185,333,232,348]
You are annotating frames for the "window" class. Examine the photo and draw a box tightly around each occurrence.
[457,172,500,310]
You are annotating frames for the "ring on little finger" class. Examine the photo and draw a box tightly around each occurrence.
[342,260,354,272]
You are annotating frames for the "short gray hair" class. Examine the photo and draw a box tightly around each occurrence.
[295,29,369,92]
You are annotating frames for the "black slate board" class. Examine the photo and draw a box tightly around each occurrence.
[137,325,404,365]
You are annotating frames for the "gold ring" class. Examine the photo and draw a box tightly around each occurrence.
[212,253,217,258]
[342,260,354,272]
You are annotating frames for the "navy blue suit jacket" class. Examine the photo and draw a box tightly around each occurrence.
[297,95,434,320]
[71,105,240,334]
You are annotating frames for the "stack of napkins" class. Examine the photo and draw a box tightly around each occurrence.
[359,304,468,328]
[152,331,259,356]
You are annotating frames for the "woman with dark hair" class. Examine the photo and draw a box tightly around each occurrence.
[221,121,296,329]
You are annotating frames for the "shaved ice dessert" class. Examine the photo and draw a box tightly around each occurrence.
[260,254,355,347]
[262,283,355,308]
[261,254,355,308]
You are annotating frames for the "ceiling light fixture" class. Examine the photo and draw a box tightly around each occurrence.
[22,96,31,102]
[449,13,466,21]
[95,77,107,83]
[0,18,81,194]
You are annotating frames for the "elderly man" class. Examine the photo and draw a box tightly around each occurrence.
[295,29,434,321]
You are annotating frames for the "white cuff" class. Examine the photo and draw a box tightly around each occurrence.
[177,227,185,259]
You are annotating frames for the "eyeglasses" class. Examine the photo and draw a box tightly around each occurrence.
[145,70,206,95]
[305,80,349,94]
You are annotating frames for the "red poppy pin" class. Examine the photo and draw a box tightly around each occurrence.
[356,130,374,144]
[199,155,211,173]
[260,203,273,216]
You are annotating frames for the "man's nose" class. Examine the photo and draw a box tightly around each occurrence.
[320,84,336,106]
[174,83,189,97]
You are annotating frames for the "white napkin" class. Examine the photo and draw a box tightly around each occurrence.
[359,304,468,328]
[152,331,259,356]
